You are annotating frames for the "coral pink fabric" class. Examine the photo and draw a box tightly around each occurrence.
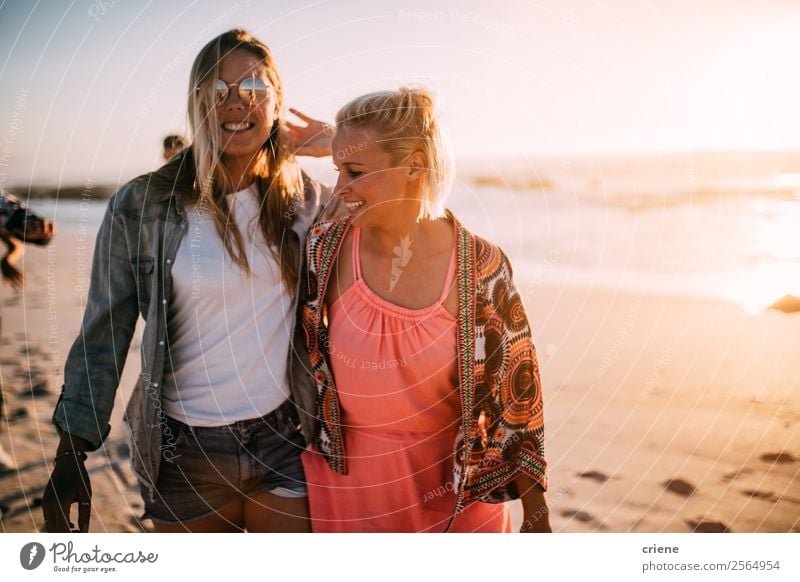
[301,227,510,532]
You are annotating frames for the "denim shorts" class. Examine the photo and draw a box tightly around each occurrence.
[142,399,308,524]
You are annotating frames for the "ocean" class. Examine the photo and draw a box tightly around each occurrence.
[23,151,800,314]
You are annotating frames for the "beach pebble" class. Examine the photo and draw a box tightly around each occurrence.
[686,519,730,533]
[662,478,696,497]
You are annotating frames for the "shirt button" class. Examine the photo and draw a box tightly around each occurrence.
[166,259,172,264]
[162,299,167,304]
[152,382,159,387]
[159,340,165,346]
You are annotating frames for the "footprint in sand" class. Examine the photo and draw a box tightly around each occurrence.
[6,407,29,422]
[741,489,776,502]
[19,379,51,398]
[561,509,594,523]
[577,470,611,483]
[721,467,753,482]
[662,478,696,497]
[686,519,731,533]
[759,451,797,464]
[741,489,800,505]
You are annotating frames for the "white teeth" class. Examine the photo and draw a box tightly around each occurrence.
[222,122,254,131]
[345,201,365,211]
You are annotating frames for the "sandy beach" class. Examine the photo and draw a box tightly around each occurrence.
[1,220,798,533]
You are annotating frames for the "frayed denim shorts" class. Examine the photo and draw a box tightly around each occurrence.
[142,399,308,524]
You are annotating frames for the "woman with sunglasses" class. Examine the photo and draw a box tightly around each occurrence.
[300,88,550,532]
[42,29,340,532]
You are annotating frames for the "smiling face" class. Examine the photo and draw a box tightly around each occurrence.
[332,125,425,228]
[215,49,276,167]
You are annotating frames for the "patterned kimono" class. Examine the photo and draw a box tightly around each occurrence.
[299,212,548,523]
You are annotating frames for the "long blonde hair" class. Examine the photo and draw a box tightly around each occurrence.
[335,87,453,221]
[183,29,302,288]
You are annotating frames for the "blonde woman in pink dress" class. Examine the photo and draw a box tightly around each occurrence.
[299,88,550,532]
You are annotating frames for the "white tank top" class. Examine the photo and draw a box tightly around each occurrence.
[161,185,292,426]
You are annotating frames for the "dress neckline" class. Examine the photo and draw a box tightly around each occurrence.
[331,223,457,321]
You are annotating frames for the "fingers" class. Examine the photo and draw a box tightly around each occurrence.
[77,466,92,533]
[288,108,313,123]
[77,497,91,533]
[42,481,72,533]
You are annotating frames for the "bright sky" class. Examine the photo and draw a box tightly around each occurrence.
[0,0,798,184]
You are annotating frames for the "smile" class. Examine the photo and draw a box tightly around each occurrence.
[221,122,255,132]
[345,200,365,211]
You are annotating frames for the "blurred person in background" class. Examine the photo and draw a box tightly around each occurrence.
[0,187,55,471]
[162,134,188,162]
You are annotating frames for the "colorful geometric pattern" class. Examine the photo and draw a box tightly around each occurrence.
[300,212,548,519]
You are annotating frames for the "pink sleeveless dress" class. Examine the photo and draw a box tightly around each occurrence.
[301,226,511,532]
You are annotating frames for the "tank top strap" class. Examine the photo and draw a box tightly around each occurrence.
[352,223,456,306]
[352,226,363,281]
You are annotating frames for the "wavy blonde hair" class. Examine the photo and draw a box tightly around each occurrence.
[335,86,453,221]
[183,29,302,288]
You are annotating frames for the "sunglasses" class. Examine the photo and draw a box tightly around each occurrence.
[214,77,271,107]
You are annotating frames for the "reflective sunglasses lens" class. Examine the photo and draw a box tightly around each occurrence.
[239,78,269,103]
[214,79,229,106]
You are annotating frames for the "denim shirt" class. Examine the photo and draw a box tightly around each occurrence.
[52,165,338,501]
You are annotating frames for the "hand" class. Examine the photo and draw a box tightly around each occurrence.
[516,474,552,533]
[284,108,333,157]
[1,257,24,290]
[42,438,93,533]
[520,514,553,533]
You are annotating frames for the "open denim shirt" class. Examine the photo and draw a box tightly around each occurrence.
[52,164,337,502]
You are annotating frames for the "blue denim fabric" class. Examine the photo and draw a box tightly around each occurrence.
[143,399,306,523]
[52,163,339,502]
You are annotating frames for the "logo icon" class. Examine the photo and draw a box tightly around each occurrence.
[20,542,46,570]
